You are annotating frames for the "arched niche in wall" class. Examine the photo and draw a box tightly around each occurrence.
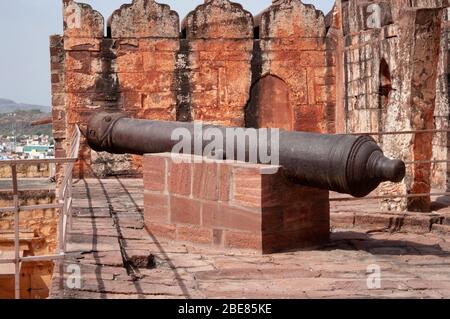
[245,75,293,130]
[379,58,392,109]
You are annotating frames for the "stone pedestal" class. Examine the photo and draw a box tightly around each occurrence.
[143,153,330,254]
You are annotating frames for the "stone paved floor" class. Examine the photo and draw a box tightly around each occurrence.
[50,178,450,299]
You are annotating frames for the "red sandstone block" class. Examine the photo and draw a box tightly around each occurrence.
[213,229,224,246]
[198,50,249,62]
[116,51,144,73]
[191,68,219,90]
[190,40,253,52]
[143,156,166,192]
[176,225,212,245]
[139,39,180,52]
[51,63,63,73]
[400,215,441,234]
[315,85,336,103]
[204,203,261,233]
[63,38,101,52]
[261,207,284,233]
[51,83,65,94]
[261,38,327,51]
[262,228,330,254]
[201,201,218,227]
[66,51,91,73]
[143,52,176,72]
[314,67,337,85]
[145,222,176,240]
[122,92,142,110]
[261,173,286,208]
[142,92,176,111]
[139,108,175,122]
[193,162,218,200]
[65,93,98,110]
[52,94,65,107]
[65,72,97,93]
[144,191,170,223]
[232,167,262,208]
[51,74,60,84]
[119,72,145,91]
[282,205,313,232]
[141,71,174,92]
[432,224,450,236]
[116,39,139,52]
[224,231,262,251]
[294,106,324,133]
[297,52,330,67]
[119,71,174,93]
[52,110,66,131]
[330,212,355,229]
[353,213,396,230]
[168,162,192,196]
[170,196,201,225]
[218,164,231,202]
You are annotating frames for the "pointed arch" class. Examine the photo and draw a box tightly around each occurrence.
[245,74,293,130]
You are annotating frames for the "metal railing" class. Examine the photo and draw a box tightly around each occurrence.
[0,126,80,299]
[331,127,450,202]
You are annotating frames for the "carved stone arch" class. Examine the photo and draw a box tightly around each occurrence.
[245,74,293,130]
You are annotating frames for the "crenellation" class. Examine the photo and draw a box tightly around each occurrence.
[109,0,180,39]
[183,0,254,39]
[63,0,104,38]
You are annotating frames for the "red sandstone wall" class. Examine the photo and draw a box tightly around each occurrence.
[249,0,336,133]
[182,0,254,126]
[432,7,450,190]
[110,0,179,120]
[338,0,446,211]
[52,0,338,178]
[109,0,179,171]
[61,0,109,177]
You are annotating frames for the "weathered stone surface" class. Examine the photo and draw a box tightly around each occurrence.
[63,0,104,38]
[143,154,330,254]
[109,0,179,38]
[49,178,450,299]
[112,0,179,129]
[182,0,254,126]
[340,0,449,212]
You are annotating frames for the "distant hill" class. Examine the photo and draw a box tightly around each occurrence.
[0,98,52,137]
[0,98,51,114]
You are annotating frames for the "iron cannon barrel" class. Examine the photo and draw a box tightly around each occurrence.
[87,112,406,197]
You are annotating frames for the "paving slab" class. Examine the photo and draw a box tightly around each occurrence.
[49,179,450,299]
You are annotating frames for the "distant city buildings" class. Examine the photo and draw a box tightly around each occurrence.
[0,134,54,160]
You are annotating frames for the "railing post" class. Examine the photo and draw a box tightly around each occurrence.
[68,170,73,232]
[11,164,20,300]
[0,125,81,300]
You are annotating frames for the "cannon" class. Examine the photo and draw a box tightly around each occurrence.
[86,112,405,197]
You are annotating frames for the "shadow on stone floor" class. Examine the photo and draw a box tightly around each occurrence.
[431,196,450,212]
[322,231,450,257]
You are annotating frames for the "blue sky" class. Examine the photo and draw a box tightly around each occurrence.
[0,0,334,107]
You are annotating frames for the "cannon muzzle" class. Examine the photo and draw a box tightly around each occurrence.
[87,112,405,197]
